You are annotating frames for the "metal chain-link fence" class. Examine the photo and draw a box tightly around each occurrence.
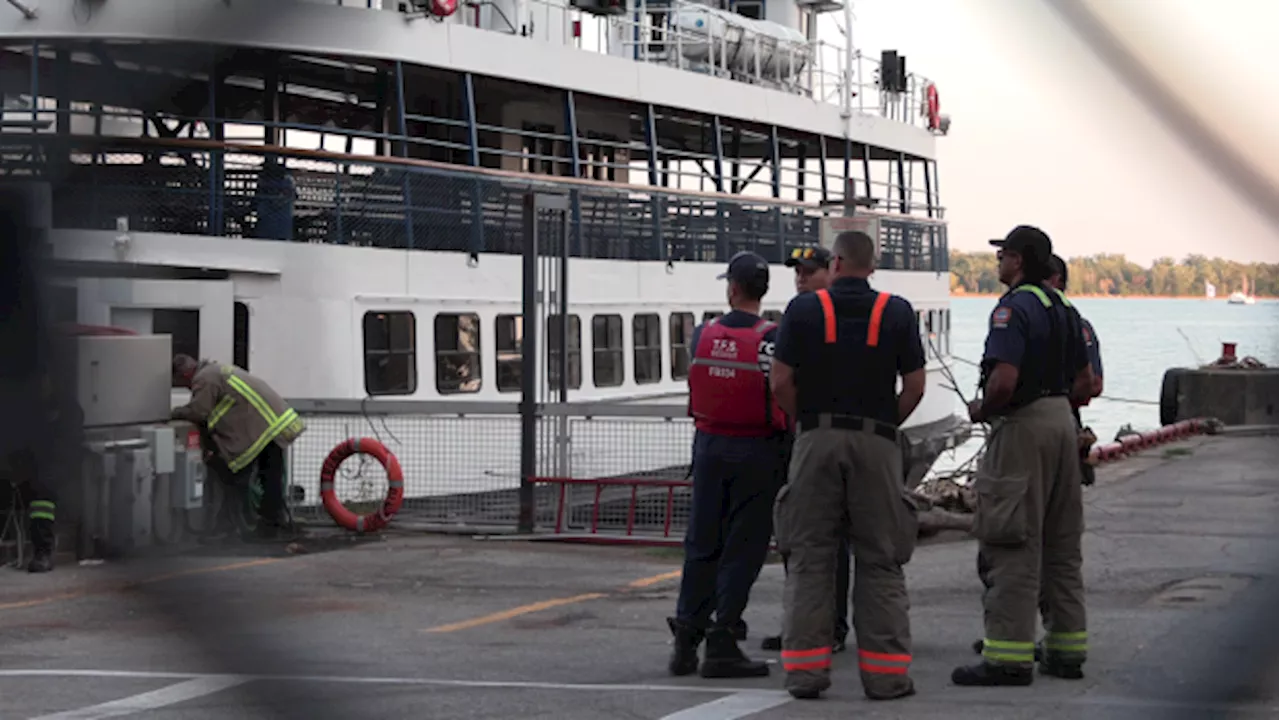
[286,401,696,538]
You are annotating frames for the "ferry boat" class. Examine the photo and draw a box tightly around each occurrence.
[0,0,967,520]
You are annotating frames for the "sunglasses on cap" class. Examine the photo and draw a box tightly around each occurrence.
[790,247,819,260]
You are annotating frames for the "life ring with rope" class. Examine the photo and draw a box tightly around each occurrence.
[319,437,405,533]
[924,83,940,130]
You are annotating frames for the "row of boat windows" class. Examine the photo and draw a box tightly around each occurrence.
[363,307,953,396]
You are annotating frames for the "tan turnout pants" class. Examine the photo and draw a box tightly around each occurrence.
[774,426,918,699]
[974,396,1088,668]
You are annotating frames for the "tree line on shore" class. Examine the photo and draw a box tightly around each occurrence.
[949,252,1279,298]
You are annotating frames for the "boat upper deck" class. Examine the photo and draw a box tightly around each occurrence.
[0,0,945,158]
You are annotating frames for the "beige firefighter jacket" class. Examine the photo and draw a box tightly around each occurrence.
[172,360,306,473]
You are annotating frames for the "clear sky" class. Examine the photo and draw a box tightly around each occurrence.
[845,0,1279,265]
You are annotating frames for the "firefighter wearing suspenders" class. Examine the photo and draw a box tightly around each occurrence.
[769,231,926,701]
[955,227,1094,687]
[667,251,791,680]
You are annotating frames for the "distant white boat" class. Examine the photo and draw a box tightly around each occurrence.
[1227,274,1257,304]
[1205,281,1216,299]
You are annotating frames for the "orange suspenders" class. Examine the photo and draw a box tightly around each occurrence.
[815,289,890,346]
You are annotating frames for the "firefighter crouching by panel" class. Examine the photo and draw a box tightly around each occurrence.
[667,251,791,680]
[770,231,926,701]
[761,244,857,656]
[6,373,84,573]
[171,354,306,541]
[954,227,1095,687]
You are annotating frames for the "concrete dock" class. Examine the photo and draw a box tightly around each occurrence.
[0,432,1275,719]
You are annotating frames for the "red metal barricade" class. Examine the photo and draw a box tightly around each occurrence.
[531,476,692,547]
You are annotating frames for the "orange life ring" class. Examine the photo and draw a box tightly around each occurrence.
[925,83,940,130]
[319,438,405,533]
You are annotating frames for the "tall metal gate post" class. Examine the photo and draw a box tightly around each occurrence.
[519,192,570,534]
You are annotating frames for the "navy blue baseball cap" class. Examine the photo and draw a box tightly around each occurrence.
[717,250,770,286]
[990,225,1053,273]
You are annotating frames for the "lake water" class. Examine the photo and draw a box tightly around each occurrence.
[934,297,1279,473]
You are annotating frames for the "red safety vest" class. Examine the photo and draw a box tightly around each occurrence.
[688,317,790,437]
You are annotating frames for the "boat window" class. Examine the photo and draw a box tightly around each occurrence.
[46,283,77,325]
[495,314,522,393]
[154,309,201,387]
[669,312,695,380]
[363,311,417,396]
[592,314,624,387]
[927,310,937,356]
[915,310,926,358]
[943,309,951,355]
[434,313,481,394]
[703,311,724,324]
[762,310,782,323]
[633,313,662,384]
[733,0,763,20]
[233,301,250,371]
[547,314,583,390]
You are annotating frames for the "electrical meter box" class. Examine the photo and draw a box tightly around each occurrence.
[63,334,173,428]
[171,446,206,511]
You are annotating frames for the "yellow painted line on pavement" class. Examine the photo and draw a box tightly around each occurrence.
[422,567,684,633]
[423,593,608,633]
[0,557,288,613]
[627,569,682,588]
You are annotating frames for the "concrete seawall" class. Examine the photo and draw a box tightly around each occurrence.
[1163,367,1278,426]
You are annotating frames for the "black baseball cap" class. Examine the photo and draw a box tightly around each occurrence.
[1049,254,1068,284]
[717,250,770,286]
[784,245,832,270]
[989,225,1053,273]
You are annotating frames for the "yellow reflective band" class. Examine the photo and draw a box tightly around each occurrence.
[227,375,278,426]
[1045,631,1088,653]
[982,638,1035,664]
[1049,287,1073,307]
[30,511,55,521]
[29,500,55,510]
[1014,284,1051,307]
[227,408,300,473]
[208,395,235,429]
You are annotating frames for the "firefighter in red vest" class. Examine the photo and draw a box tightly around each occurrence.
[770,230,926,701]
[666,250,791,680]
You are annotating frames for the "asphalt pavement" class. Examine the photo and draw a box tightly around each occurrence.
[0,432,1275,719]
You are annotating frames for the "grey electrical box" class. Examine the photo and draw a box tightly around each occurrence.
[141,425,176,475]
[101,447,154,554]
[68,334,173,428]
[170,448,206,511]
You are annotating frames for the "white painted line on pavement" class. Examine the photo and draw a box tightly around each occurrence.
[657,691,793,720]
[2,669,1277,716]
[0,669,771,696]
[25,675,248,720]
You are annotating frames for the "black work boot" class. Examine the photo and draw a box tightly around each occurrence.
[730,618,748,642]
[951,662,1033,687]
[972,639,1043,662]
[26,517,54,573]
[1039,653,1084,680]
[667,617,704,677]
[700,626,770,679]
